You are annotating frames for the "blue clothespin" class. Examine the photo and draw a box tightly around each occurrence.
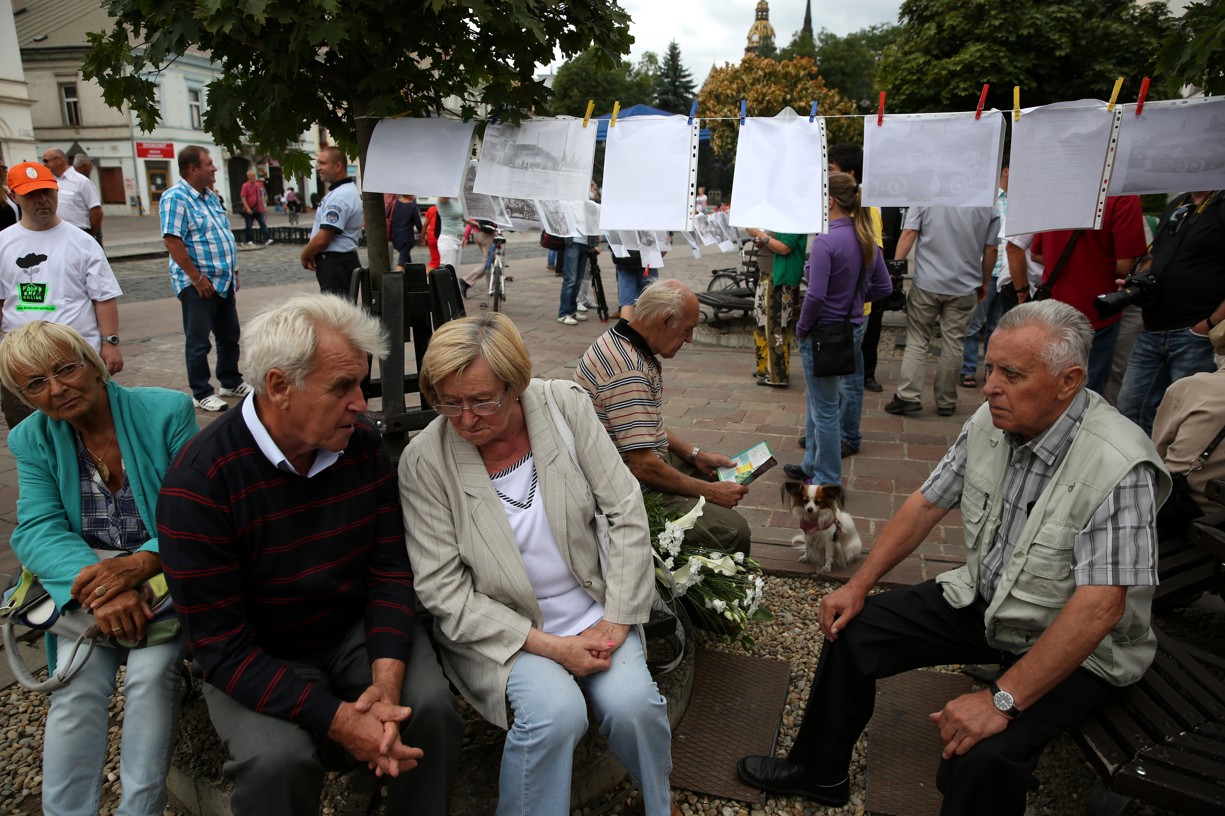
[739,99,746,126]
[809,100,819,122]
[688,101,698,126]
[489,107,501,126]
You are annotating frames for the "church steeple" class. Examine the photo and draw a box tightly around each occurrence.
[745,1,776,55]
[801,0,814,39]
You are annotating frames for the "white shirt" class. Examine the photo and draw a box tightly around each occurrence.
[0,221,121,348]
[55,167,102,230]
[241,394,340,477]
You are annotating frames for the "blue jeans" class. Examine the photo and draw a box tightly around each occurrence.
[500,628,671,816]
[43,636,182,816]
[616,264,659,309]
[242,210,269,243]
[1118,327,1216,434]
[838,321,868,453]
[558,239,588,318]
[547,249,558,268]
[799,336,844,484]
[1087,320,1121,396]
[178,285,243,400]
[961,284,1004,378]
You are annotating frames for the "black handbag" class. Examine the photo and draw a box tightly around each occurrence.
[809,263,868,377]
[1156,422,1225,538]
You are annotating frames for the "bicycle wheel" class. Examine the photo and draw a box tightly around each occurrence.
[708,273,742,293]
[491,258,505,312]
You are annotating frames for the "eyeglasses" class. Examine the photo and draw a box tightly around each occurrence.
[435,387,509,417]
[20,362,87,395]
[1167,203,1193,235]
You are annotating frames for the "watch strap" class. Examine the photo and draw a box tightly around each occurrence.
[989,681,1021,719]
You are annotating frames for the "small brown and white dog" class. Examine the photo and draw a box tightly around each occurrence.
[781,482,862,573]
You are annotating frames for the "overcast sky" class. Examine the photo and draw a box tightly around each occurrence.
[568,0,904,84]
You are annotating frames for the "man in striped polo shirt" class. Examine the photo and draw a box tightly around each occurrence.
[575,279,752,554]
[158,294,461,816]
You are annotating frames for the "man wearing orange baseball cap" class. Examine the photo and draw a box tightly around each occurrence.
[0,161,123,427]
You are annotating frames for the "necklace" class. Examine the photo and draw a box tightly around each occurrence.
[80,428,117,483]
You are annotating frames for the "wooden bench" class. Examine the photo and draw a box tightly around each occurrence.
[1072,625,1225,816]
[695,289,754,321]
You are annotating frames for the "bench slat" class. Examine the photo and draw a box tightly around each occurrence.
[1140,743,1225,782]
[1113,763,1225,816]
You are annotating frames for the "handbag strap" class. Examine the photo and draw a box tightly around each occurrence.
[844,262,869,321]
[1038,229,1082,295]
[1189,422,1225,473]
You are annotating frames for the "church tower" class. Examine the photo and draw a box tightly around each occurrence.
[801,0,814,39]
[745,1,776,56]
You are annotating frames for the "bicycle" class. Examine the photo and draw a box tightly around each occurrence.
[486,231,510,312]
[286,201,302,226]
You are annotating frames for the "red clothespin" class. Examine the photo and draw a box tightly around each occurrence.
[975,84,990,120]
[877,92,886,126]
[1136,77,1150,116]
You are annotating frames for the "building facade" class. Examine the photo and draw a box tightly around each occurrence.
[0,0,36,168]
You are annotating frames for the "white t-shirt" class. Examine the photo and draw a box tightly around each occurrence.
[0,221,122,348]
[55,167,102,230]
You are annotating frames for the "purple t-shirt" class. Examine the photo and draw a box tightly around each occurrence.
[796,217,893,337]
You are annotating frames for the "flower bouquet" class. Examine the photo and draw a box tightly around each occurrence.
[644,493,771,646]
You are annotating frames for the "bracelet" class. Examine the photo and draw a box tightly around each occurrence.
[690,446,701,464]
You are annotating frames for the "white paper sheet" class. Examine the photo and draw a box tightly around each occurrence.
[637,230,665,268]
[615,230,640,251]
[500,196,542,231]
[862,111,1004,208]
[599,115,696,230]
[461,161,510,227]
[535,200,578,237]
[363,118,475,196]
[1006,100,1114,235]
[681,231,702,258]
[474,119,597,201]
[1107,96,1225,195]
[712,211,739,253]
[605,233,629,257]
[565,200,601,236]
[729,109,828,233]
[692,213,720,246]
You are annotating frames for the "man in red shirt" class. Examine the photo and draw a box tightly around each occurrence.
[239,170,272,246]
[1032,195,1147,394]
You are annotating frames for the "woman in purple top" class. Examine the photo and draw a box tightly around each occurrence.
[790,173,893,485]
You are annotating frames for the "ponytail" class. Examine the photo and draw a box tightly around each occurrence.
[829,172,876,270]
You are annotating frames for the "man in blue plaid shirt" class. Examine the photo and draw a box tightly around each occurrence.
[160,146,251,412]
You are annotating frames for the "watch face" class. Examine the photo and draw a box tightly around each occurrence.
[993,690,1014,711]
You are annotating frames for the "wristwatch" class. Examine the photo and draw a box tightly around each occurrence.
[102,335,120,345]
[989,682,1022,719]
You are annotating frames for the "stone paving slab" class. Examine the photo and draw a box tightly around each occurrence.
[0,227,975,594]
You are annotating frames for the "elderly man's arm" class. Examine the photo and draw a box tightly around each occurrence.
[164,235,216,299]
[893,229,918,262]
[931,584,1126,758]
[624,442,748,509]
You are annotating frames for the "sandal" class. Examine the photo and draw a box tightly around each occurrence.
[959,375,977,388]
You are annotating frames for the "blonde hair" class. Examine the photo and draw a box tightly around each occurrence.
[418,313,532,405]
[243,294,388,394]
[829,172,876,271]
[0,321,109,407]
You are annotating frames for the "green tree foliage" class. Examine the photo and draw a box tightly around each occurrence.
[550,47,656,117]
[779,30,817,63]
[810,24,900,110]
[1156,0,1225,95]
[876,0,1174,114]
[698,55,857,157]
[654,41,696,114]
[81,0,633,276]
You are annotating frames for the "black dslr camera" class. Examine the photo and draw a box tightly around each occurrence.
[1094,271,1158,319]
[879,259,908,312]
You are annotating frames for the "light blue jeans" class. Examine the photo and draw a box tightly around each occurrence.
[838,321,869,454]
[1087,321,1121,396]
[1118,327,1216,434]
[499,628,672,816]
[43,636,182,816]
[961,283,1004,378]
[799,336,844,485]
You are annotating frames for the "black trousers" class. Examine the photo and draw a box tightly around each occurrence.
[861,302,884,379]
[315,250,361,297]
[788,580,1122,816]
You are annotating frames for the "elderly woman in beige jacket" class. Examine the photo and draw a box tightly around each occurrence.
[399,313,677,816]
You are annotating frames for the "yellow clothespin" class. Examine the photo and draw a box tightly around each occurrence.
[610,101,621,128]
[582,100,595,128]
[1013,86,1021,122]
[1107,77,1124,111]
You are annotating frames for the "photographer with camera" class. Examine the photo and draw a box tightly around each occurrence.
[1114,190,1225,435]
[1030,195,1147,394]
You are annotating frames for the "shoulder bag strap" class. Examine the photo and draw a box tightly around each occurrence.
[845,262,869,321]
[1037,229,1083,296]
[1189,422,1225,473]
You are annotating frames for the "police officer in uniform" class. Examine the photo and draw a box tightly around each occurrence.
[300,146,363,296]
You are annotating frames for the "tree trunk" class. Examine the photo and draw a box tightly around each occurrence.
[354,105,391,290]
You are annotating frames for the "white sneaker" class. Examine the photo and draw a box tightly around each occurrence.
[573,311,589,321]
[193,394,229,412]
[244,242,253,247]
[576,302,589,312]
[558,315,578,326]
[218,383,253,398]
[264,239,274,246]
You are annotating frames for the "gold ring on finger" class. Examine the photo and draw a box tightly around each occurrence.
[95,586,108,597]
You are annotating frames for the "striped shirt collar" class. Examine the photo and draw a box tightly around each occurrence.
[241,393,340,477]
[1005,388,1089,467]
[612,318,659,368]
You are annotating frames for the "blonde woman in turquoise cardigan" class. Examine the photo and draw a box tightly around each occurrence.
[0,320,198,816]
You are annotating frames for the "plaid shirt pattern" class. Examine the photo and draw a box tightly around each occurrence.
[159,179,238,296]
[76,438,149,553]
[922,389,1159,601]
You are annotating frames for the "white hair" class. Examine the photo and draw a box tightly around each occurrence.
[243,294,388,393]
[72,153,92,171]
[994,300,1092,375]
[633,279,691,326]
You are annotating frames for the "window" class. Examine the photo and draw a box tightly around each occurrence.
[59,83,81,127]
[187,87,203,129]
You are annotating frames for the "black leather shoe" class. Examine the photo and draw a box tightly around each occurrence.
[863,376,884,392]
[737,756,850,806]
[884,394,922,415]
[783,464,810,481]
